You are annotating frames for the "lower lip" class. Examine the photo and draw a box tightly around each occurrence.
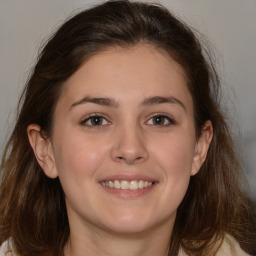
[100,183,157,199]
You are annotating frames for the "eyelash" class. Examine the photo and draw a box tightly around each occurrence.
[80,113,175,128]
[146,113,175,126]
[80,113,111,128]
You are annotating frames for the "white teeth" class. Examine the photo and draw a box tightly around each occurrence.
[120,180,129,189]
[129,181,138,190]
[109,181,114,188]
[138,180,144,189]
[114,180,121,189]
[101,180,154,190]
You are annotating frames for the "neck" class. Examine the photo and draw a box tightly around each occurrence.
[65,219,173,256]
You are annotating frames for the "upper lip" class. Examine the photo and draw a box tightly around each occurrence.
[99,174,158,183]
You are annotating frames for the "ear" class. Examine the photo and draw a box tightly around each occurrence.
[27,124,58,179]
[191,120,213,176]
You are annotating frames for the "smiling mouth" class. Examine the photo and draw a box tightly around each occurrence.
[100,180,155,190]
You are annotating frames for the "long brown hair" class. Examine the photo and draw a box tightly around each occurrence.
[0,1,255,255]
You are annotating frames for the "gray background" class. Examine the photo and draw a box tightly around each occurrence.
[0,0,255,197]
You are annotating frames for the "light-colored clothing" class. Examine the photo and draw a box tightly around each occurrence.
[215,235,249,256]
[0,235,250,256]
[0,240,10,256]
[179,235,250,256]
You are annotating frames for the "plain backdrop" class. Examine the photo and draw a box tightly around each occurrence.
[0,0,255,197]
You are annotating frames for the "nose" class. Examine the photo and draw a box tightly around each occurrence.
[110,124,149,165]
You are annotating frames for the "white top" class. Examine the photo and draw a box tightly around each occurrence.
[0,235,250,256]
[0,240,9,256]
[179,235,250,256]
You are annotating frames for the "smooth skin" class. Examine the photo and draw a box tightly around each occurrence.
[28,44,213,256]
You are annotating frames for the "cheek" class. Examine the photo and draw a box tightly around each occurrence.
[154,134,195,175]
[151,133,195,209]
[53,133,109,183]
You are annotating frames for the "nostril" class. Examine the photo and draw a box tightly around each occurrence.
[114,155,144,164]
[111,144,149,164]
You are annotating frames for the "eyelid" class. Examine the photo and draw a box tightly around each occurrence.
[80,113,111,127]
[146,113,176,126]
[79,112,175,128]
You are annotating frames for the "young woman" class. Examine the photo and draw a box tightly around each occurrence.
[0,1,255,255]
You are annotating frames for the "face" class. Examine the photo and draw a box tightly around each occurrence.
[29,44,212,236]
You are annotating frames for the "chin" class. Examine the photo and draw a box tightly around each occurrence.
[100,210,169,235]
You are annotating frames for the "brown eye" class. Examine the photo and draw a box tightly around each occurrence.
[90,116,103,126]
[147,115,175,126]
[81,115,110,126]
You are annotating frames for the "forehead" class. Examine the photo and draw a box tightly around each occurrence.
[57,44,193,111]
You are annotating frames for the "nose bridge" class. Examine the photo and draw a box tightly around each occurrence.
[111,120,148,164]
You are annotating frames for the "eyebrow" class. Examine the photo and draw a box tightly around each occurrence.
[70,96,186,112]
[142,96,186,112]
[70,97,119,109]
